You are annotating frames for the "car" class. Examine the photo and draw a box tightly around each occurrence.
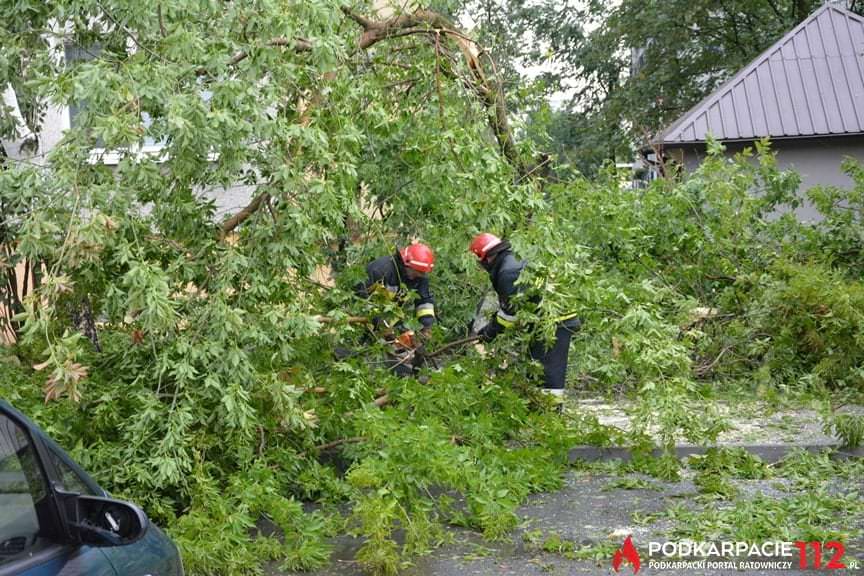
[0,400,183,576]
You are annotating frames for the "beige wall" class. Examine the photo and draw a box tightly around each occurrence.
[372,0,422,18]
[0,260,34,344]
[670,135,864,221]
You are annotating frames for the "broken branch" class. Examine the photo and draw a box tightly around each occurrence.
[428,335,482,359]
[219,192,270,239]
[314,314,370,325]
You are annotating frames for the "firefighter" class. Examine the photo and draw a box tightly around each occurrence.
[355,242,437,338]
[469,233,580,401]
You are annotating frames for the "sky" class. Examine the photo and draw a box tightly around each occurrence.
[457,0,595,109]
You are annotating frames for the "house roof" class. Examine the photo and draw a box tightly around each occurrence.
[660,4,864,145]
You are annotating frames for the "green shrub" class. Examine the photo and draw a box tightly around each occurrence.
[752,261,864,388]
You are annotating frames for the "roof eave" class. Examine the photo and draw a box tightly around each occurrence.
[658,131,864,147]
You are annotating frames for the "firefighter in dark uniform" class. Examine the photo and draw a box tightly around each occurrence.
[355,242,437,337]
[469,233,580,400]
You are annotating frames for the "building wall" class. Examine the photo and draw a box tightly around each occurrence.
[0,261,35,345]
[671,136,864,221]
[373,0,419,18]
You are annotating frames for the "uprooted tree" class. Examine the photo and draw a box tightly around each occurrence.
[2,1,864,575]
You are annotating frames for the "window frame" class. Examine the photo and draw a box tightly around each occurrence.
[64,41,171,166]
[63,43,226,168]
[38,434,104,497]
[0,405,69,570]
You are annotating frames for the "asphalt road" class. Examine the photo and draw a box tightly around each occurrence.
[276,400,864,576]
[276,463,863,576]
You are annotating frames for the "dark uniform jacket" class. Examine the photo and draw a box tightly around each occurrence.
[480,249,528,340]
[356,252,436,328]
[479,246,581,390]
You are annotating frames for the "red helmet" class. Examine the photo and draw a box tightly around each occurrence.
[469,233,503,260]
[400,242,435,273]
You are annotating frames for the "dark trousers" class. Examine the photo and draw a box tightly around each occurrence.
[529,318,581,390]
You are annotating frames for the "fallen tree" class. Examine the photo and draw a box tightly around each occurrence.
[2,2,864,575]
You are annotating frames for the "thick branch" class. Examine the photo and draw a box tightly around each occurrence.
[340,6,374,29]
[220,8,525,235]
[226,37,313,67]
[340,7,524,173]
[197,37,313,76]
[351,10,456,50]
[219,192,270,239]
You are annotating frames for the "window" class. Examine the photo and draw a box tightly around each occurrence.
[0,414,47,564]
[64,44,102,137]
[47,446,95,496]
[64,43,220,165]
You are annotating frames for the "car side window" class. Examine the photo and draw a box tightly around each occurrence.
[0,414,47,564]
[47,446,95,496]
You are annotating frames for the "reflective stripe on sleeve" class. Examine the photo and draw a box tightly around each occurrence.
[416,303,435,318]
[496,309,517,328]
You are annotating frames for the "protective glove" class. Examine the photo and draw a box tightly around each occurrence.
[396,330,416,349]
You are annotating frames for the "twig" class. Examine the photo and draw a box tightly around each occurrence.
[695,345,732,377]
[144,234,189,254]
[225,37,313,67]
[157,3,166,38]
[381,77,420,90]
[388,347,419,371]
[387,43,423,54]
[265,196,277,224]
[514,155,553,185]
[344,393,390,418]
[314,314,370,325]
[639,125,668,179]
[301,276,333,291]
[196,37,313,76]
[434,32,445,129]
[97,1,167,63]
[427,335,482,359]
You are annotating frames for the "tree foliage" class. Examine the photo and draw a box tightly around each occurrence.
[462,0,864,175]
[2,1,864,575]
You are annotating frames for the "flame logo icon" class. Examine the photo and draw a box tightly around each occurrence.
[612,535,641,573]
